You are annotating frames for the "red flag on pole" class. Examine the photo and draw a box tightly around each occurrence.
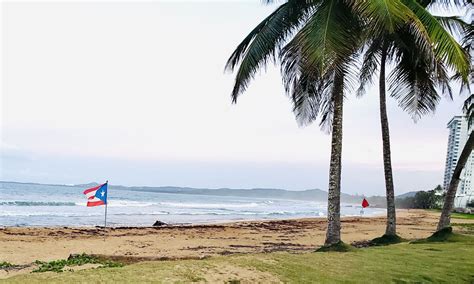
[362,198,369,208]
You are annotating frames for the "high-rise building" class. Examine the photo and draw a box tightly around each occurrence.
[443,99,474,208]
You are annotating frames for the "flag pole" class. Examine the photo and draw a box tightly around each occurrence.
[104,180,108,229]
[104,202,108,228]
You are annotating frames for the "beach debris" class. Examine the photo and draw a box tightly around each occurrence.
[152,220,168,227]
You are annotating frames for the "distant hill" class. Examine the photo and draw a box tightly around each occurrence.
[0,180,419,206]
[109,185,341,202]
[396,191,419,199]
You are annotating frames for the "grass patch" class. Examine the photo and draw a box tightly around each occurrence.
[451,212,474,220]
[428,209,474,219]
[5,235,474,283]
[0,261,14,269]
[426,227,454,242]
[452,223,474,231]
[33,253,123,273]
[412,227,473,244]
[315,241,355,252]
[370,234,405,246]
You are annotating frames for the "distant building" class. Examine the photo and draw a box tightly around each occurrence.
[443,98,474,208]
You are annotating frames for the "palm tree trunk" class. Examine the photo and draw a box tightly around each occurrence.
[379,47,396,236]
[325,73,344,246]
[437,131,474,231]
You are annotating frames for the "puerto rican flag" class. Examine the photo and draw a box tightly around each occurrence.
[83,182,108,207]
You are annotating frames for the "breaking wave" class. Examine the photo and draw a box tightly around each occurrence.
[159,202,261,209]
[0,201,77,206]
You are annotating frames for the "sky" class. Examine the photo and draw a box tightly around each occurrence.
[0,1,469,195]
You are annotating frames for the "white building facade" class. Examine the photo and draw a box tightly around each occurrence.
[443,113,473,208]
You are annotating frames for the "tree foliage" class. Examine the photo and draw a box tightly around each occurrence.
[396,185,444,209]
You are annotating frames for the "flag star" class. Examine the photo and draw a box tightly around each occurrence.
[101,190,105,197]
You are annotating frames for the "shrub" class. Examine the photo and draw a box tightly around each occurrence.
[467,200,474,208]
[0,261,13,269]
[33,253,123,273]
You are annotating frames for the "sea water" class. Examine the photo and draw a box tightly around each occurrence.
[0,182,385,227]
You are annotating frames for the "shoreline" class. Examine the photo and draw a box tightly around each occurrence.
[0,213,386,229]
[2,209,471,279]
[0,210,387,228]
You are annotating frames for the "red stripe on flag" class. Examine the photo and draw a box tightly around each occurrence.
[83,185,101,195]
[87,200,105,207]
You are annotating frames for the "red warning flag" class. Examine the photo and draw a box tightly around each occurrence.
[362,198,369,208]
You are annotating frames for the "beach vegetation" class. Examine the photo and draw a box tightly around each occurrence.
[0,262,14,269]
[468,200,474,208]
[438,96,474,231]
[315,241,355,252]
[451,212,474,219]
[370,234,405,246]
[7,234,474,283]
[413,227,474,244]
[225,0,365,246]
[33,253,123,273]
[452,223,474,233]
[397,186,444,209]
[357,0,470,239]
[226,0,470,247]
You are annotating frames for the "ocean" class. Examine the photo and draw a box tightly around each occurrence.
[0,182,385,227]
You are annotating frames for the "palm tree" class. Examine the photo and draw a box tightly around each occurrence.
[226,0,364,247]
[438,95,474,230]
[437,10,473,230]
[357,1,470,239]
[226,0,420,247]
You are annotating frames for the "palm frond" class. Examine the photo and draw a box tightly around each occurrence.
[420,0,471,9]
[435,16,472,39]
[284,0,362,74]
[225,1,315,103]
[461,20,473,52]
[404,0,470,79]
[357,39,382,97]
[278,0,361,129]
[351,0,415,34]
[388,36,452,120]
[279,38,333,127]
[463,94,474,128]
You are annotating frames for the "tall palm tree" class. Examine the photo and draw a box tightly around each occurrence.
[226,0,419,247]
[226,0,363,247]
[437,96,474,230]
[357,0,470,238]
[437,9,473,230]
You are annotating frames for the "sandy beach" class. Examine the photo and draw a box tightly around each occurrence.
[2,209,473,281]
[2,210,468,273]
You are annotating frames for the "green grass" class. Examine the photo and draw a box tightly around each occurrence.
[4,235,474,283]
[452,222,474,231]
[411,227,474,244]
[451,212,474,220]
[315,241,355,252]
[0,261,14,269]
[428,209,474,220]
[33,253,123,273]
[370,234,405,246]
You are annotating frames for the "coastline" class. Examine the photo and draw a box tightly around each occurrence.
[0,210,387,229]
[3,209,473,279]
[0,210,444,258]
